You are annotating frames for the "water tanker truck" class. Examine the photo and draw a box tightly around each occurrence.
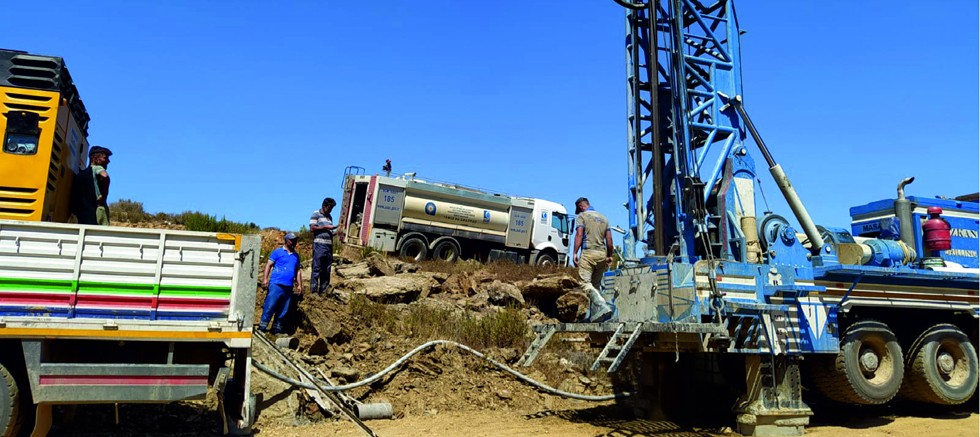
[339,169,571,265]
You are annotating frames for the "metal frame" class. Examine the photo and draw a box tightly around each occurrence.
[623,0,744,261]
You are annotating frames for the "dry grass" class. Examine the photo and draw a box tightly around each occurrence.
[416,259,572,282]
[349,295,530,350]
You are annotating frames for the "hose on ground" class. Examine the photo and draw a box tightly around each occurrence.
[253,339,632,402]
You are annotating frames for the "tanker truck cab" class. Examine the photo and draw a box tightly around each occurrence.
[527,198,570,266]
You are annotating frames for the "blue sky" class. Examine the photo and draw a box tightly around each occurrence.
[6,1,978,246]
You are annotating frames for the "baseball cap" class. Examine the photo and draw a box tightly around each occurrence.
[284,232,298,242]
[89,146,112,157]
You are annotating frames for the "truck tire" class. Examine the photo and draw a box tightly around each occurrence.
[534,252,557,266]
[0,363,22,437]
[398,237,428,261]
[900,324,978,405]
[431,239,460,262]
[810,320,904,405]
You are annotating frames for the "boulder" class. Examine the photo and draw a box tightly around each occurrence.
[352,274,439,304]
[522,274,580,301]
[443,271,495,296]
[336,264,372,279]
[481,280,525,307]
[390,259,419,274]
[556,290,589,322]
[364,253,395,276]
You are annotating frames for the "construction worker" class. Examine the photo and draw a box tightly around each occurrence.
[572,197,614,322]
[71,146,112,225]
[383,159,392,177]
[259,233,303,334]
[309,197,338,294]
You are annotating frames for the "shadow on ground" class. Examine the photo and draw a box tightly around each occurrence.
[807,398,979,430]
[46,402,221,437]
[525,405,728,437]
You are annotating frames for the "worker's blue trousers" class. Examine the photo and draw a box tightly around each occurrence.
[259,283,293,333]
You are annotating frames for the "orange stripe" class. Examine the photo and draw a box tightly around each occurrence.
[0,327,252,340]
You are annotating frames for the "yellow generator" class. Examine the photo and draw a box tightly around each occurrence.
[0,49,90,222]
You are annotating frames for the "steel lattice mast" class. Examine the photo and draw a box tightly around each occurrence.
[619,0,745,262]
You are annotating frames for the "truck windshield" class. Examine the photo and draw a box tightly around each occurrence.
[552,211,569,235]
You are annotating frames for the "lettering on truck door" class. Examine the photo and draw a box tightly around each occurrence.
[506,207,533,248]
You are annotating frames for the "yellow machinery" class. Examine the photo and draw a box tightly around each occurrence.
[0,49,90,222]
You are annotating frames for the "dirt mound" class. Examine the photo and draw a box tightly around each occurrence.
[249,253,608,431]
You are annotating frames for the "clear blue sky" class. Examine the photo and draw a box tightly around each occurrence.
[6,1,978,241]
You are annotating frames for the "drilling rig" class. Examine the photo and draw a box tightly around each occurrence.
[520,1,979,435]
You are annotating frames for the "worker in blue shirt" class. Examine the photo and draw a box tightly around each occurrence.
[259,233,303,334]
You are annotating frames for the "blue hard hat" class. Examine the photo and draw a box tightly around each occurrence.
[284,232,298,241]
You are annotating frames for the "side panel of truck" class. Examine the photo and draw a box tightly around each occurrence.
[0,220,258,430]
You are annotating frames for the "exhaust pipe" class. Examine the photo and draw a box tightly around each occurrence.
[895,177,915,249]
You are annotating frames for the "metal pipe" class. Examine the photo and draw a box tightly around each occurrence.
[354,403,394,420]
[728,95,824,253]
[895,177,916,249]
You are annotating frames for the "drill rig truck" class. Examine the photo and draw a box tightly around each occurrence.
[520,1,979,436]
[0,49,258,436]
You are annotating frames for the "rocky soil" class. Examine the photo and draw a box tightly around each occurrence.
[47,233,979,436]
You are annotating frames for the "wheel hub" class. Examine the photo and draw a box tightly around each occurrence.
[859,347,880,373]
[937,351,955,375]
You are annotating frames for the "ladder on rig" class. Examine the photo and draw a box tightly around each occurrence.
[591,323,643,373]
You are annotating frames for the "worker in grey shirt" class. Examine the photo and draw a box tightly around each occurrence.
[573,197,614,322]
[310,197,338,294]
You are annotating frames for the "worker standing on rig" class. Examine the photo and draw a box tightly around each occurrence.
[573,197,614,322]
[71,146,113,225]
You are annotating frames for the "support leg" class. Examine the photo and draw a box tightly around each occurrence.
[734,355,811,436]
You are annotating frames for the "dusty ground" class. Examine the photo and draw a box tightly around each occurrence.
[257,409,979,437]
[45,245,980,437]
[51,401,978,436]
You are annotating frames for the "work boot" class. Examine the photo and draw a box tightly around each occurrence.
[586,285,614,322]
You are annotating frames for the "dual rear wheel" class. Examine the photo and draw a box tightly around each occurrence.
[900,324,978,405]
[810,320,978,406]
[398,237,460,263]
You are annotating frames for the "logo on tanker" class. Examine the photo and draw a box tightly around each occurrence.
[483,210,491,223]
[424,202,437,216]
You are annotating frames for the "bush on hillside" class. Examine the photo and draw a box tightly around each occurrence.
[177,211,257,234]
[109,199,151,223]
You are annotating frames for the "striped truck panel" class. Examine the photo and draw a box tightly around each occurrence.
[0,221,239,321]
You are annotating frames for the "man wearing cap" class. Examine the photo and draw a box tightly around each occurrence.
[309,197,338,294]
[573,197,614,322]
[259,233,303,334]
[71,146,112,225]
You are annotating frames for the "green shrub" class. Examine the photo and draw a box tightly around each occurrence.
[109,199,150,223]
[177,211,257,234]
